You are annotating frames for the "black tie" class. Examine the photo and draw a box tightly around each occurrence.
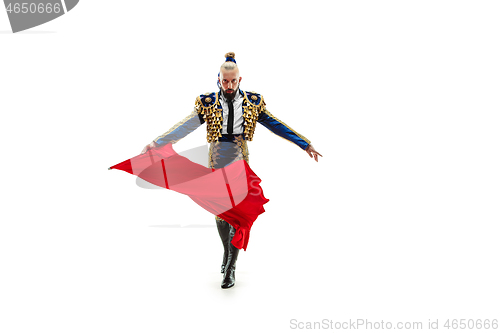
[227,99,234,135]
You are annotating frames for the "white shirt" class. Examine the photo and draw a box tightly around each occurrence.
[219,89,244,135]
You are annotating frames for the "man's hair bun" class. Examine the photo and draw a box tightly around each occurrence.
[224,52,235,59]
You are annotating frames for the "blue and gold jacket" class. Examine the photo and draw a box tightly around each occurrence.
[154,89,311,150]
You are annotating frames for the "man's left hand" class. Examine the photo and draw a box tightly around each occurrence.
[306,144,323,162]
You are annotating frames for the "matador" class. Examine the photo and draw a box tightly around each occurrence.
[141,52,322,289]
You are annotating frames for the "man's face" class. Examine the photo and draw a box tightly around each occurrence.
[219,68,242,100]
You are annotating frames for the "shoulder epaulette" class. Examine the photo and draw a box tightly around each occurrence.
[195,92,219,116]
[242,91,266,141]
[244,91,264,107]
[194,92,222,143]
[198,92,217,107]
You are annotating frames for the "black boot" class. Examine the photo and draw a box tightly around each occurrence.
[221,224,239,289]
[215,217,230,273]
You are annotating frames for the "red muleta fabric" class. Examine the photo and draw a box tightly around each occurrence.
[109,143,269,250]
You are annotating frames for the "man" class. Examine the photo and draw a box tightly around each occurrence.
[142,52,322,289]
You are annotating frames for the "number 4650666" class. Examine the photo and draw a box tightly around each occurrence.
[6,3,62,14]
[444,319,498,330]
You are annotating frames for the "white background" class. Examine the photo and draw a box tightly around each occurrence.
[1,1,499,332]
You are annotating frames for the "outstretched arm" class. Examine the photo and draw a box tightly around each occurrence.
[257,107,310,149]
[141,109,204,154]
[257,104,323,162]
[154,109,204,145]
[257,106,322,161]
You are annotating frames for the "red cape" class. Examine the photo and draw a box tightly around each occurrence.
[109,143,269,250]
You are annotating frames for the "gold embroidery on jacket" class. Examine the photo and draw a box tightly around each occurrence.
[208,135,249,170]
[198,91,266,143]
[234,134,249,163]
[242,91,265,141]
[196,92,224,143]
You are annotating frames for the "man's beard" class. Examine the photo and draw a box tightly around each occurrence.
[222,86,238,101]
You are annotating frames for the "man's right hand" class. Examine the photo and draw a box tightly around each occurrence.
[141,141,159,154]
